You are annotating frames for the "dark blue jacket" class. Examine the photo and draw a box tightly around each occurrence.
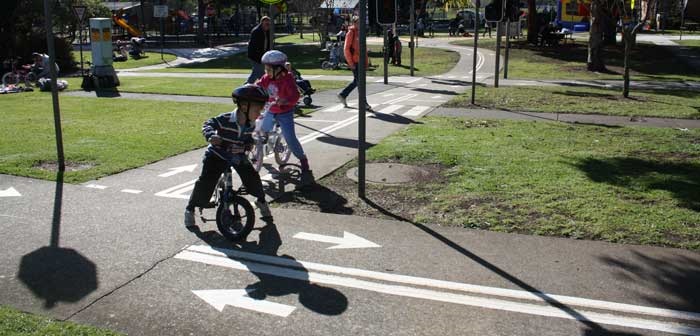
[202,110,255,164]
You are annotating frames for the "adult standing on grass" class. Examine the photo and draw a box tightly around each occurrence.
[337,16,372,111]
[246,16,272,84]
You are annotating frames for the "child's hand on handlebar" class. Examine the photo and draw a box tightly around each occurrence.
[209,135,223,145]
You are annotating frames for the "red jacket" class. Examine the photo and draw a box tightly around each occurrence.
[257,72,300,114]
[344,25,368,67]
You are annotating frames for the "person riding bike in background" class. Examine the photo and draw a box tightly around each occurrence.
[184,84,273,228]
[255,50,315,186]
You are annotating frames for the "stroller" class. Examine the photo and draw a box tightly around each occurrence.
[129,37,146,58]
[321,36,346,70]
[290,66,315,106]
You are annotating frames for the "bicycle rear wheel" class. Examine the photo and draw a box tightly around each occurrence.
[216,195,255,241]
[2,72,19,86]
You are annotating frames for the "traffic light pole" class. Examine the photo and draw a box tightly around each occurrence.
[471,3,479,105]
[383,27,389,84]
[409,0,415,76]
[494,21,502,88]
[358,0,368,199]
[504,19,510,79]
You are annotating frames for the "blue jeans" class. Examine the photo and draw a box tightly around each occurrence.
[339,66,359,98]
[246,61,265,84]
[261,109,306,161]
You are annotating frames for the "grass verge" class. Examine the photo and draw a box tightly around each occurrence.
[0,91,231,183]
[150,44,459,77]
[451,39,700,82]
[275,117,700,250]
[446,86,700,119]
[0,305,123,336]
[71,51,177,70]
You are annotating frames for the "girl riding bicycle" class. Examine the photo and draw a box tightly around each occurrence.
[184,84,273,228]
[256,50,315,186]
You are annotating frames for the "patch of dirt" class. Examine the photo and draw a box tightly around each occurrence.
[33,161,95,172]
[629,150,700,161]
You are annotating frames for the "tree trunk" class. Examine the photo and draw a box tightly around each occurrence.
[587,1,606,72]
[197,0,205,45]
[527,0,537,44]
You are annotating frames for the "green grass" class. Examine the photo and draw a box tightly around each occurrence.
[679,39,700,48]
[62,77,346,97]
[71,51,177,70]
[0,91,231,183]
[150,44,459,76]
[451,39,700,82]
[447,86,700,119]
[0,305,123,335]
[365,117,700,250]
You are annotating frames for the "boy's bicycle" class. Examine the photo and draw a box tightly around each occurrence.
[249,112,292,172]
[198,164,256,241]
[2,57,37,87]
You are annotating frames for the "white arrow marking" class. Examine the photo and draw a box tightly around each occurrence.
[293,231,381,249]
[0,187,21,197]
[192,289,296,317]
[154,179,196,199]
[158,164,197,178]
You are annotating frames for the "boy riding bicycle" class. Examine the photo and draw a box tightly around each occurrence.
[184,84,273,228]
[256,50,315,186]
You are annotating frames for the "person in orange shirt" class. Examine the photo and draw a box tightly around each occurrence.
[337,15,373,111]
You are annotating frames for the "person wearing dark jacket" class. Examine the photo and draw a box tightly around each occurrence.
[247,16,272,84]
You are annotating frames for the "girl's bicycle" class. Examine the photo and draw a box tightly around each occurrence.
[198,165,256,241]
[2,58,37,87]
[249,112,292,172]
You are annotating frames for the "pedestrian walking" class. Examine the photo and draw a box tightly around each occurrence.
[337,16,372,111]
[482,21,492,38]
[246,16,272,84]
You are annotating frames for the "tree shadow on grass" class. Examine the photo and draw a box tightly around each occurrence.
[575,157,700,212]
[598,251,700,313]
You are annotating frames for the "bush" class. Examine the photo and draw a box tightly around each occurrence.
[2,34,76,75]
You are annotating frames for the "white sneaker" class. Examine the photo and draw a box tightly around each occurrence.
[256,201,273,220]
[184,209,196,228]
[337,94,348,107]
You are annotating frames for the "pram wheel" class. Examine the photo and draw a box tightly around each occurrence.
[303,96,312,106]
[321,61,334,70]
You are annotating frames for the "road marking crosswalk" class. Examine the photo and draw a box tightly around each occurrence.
[377,104,404,114]
[402,106,430,117]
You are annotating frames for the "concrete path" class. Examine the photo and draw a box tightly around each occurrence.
[430,107,700,129]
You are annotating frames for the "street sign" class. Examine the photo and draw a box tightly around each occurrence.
[153,5,168,18]
[72,5,87,22]
[377,0,397,25]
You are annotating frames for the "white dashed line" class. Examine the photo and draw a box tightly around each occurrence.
[377,105,404,114]
[121,189,143,194]
[85,184,108,190]
[402,106,430,117]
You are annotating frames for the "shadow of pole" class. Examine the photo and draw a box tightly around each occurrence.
[50,170,63,248]
[359,196,638,335]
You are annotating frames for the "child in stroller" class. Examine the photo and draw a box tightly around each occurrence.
[285,62,315,107]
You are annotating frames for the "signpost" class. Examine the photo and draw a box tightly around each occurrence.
[154,5,168,61]
[409,0,415,76]
[44,0,65,171]
[359,0,369,199]
[504,20,510,79]
[471,0,480,104]
[73,5,87,76]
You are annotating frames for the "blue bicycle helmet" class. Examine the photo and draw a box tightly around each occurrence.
[261,50,288,66]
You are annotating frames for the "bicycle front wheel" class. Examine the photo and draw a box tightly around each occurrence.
[249,140,264,172]
[216,195,255,241]
[273,134,292,165]
[2,72,19,86]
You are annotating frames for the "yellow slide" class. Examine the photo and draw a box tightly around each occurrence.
[113,16,142,37]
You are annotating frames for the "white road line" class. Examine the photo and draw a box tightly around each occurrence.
[377,104,404,114]
[187,246,700,323]
[85,184,108,190]
[176,249,700,336]
[431,95,442,99]
[383,94,417,105]
[382,93,394,97]
[403,106,430,117]
[297,119,343,123]
[407,77,422,83]
[154,179,197,199]
[121,189,143,194]
[448,75,456,79]
[322,104,345,112]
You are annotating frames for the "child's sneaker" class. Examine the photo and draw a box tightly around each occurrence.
[256,201,273,221]
[184,209,196,228]
[337,94,348,107]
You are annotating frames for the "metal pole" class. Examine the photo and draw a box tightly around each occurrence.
[358,0,368,199]
[504,20,510,79]
[270,5,275,48]
[494,21,502,88]
[680,9,684,41]
[410,0,415,76]
[471,4,479,104]
[383,27,389,84]
[79,22,84,76]
[43,0,65,172]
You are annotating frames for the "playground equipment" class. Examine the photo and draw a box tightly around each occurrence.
[113,15,142,37]
[87,18,119,89]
